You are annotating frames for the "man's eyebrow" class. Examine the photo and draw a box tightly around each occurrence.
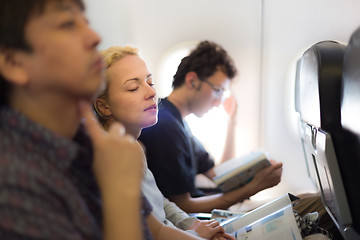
[49,2,79,13]
[145,74,153,80]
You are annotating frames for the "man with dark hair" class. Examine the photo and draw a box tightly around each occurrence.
[139,41,341,239]
[0,0,78,106]
[0,1,149,239]
[172,41,237,89]
[139,40,283,213]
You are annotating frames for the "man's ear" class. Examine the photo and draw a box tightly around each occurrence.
[0,50,29,86]
[95,98,112,117]
[184,71,198,89]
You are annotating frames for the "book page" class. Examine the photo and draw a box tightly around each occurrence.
[221,194,302,240]
[213,150,270,186]
[221,194,292,230]
[214,151,266,177]
[231,205,302,240]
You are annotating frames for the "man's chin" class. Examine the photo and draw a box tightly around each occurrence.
[194,112,206,118]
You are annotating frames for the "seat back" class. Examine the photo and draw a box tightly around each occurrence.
[339,27,360,239]
[342,27,360,135]
[296,40,360,239]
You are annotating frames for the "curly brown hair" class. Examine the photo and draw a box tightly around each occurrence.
[172,41,237,89]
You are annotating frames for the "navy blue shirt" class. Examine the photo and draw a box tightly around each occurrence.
[139,98,215,198]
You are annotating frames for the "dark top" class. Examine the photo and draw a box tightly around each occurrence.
[139,98,215,198]
[69,134,153,240]
[0,106,153,240]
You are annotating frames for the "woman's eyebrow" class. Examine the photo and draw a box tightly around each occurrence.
[123,74,152,85]
[123,78,139,85]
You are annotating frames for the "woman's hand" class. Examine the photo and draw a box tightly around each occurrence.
[189,219,235,240]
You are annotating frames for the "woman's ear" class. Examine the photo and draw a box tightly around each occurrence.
[0,50,29,86]
[95,98,112,117]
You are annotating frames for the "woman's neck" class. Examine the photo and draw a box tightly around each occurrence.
[106,118,141,139]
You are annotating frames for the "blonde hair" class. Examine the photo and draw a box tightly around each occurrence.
[94,45,139,128]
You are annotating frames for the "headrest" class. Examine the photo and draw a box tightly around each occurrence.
[342,27,360,135]
[297,41,345,130]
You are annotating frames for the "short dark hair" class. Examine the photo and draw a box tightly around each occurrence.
[172,41,237,89]
[0,0,85,105]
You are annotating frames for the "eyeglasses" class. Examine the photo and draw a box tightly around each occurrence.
[202,79,227,100]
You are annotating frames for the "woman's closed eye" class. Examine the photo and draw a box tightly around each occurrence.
[128,87,139,92]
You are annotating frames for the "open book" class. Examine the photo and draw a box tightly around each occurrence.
[213,150,271,192]
[220,193,302,240]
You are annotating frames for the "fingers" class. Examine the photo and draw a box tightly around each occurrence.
[222,94,238,118]
[258,162,282,176]
[107,121,126,138]
[79,100,130,144]
[271,162,283,170]
[269,159,277,165]
[79,100,105,141]
[211,236,223,240]
[223,233,236,240]
[268,159,283,170]
[211,232,235,240]
[207,220,225,236]
[197,219,225,237]
[207,219,220,228]
[268,162,283,179]
[192,219,232,240]
[269,159,283,166]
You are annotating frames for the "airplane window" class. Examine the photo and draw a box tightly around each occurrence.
[156,41,230,164]
[156,41,197,98]
[285,55,301,141]
[185,107,230,164]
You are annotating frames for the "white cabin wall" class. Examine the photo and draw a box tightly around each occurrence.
[85,0,135,48]
[260,0,360,200]
[84,0,360,200]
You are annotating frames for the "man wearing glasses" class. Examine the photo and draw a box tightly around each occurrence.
[139,41,283,214]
